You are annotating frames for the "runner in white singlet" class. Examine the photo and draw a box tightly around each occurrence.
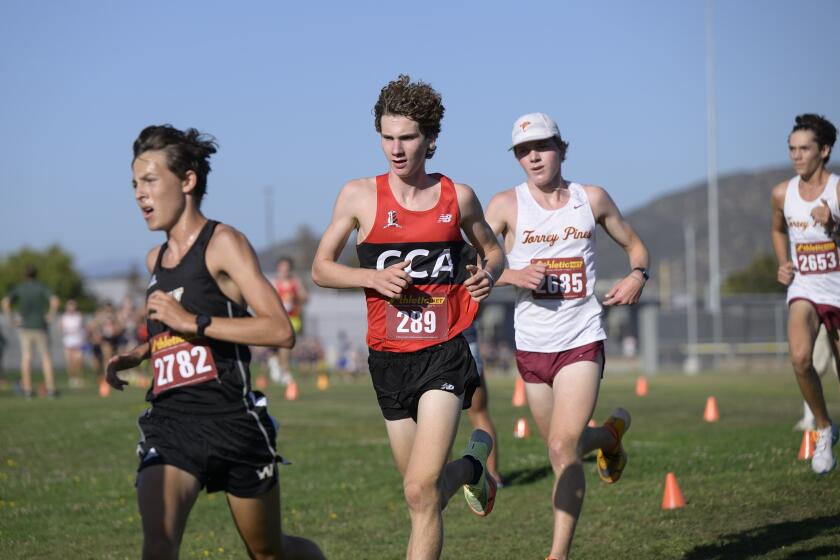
[771,113,840,475]
[485,112,649,560]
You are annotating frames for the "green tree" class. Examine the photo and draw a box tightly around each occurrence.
[722,253,785,294]
[0,245,96,311]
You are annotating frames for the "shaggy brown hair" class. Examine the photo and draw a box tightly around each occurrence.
[373,75,444,159]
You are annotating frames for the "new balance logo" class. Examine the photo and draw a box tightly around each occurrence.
[256,463,275,480]
[437,214,453,223]
[384,210,402,228]
[440,383,455,391]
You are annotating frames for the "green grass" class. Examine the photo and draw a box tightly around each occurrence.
[1,369,840,559]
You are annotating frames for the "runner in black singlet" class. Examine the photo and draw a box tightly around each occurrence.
[107,124,324,560]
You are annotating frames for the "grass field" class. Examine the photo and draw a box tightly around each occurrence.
[1,368,840,559]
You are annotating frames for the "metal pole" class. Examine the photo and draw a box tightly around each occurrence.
[685,223,700,374]
[706,0,723,357]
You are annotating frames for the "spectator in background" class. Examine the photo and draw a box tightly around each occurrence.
[1,264,60,398]
[60,299,87,388]
[96,301,125,375]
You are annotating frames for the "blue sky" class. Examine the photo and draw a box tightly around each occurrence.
[1,0,838,274]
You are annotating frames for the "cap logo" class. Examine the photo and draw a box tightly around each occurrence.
[519,121,531,131]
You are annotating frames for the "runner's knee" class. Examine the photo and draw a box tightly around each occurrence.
[403,477,440,512]
[790,348,814,372]
[142,536,180,560]
[548,435,579,468]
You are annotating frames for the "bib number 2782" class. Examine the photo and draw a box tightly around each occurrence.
[150,333,219,395]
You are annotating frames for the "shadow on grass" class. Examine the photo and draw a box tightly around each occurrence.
[682,513,840,559]
[503,456,597,488]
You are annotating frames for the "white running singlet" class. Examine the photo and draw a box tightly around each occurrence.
[784,174,840,306]
[508,182,606,352]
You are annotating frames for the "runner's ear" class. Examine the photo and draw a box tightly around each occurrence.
[181,170,198,195]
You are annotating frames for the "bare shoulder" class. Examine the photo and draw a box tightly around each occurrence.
[453,181,478,202]
[770,180,789,207]
[208,223,252,255]
[486,187,516,214]
[580,184,609,202]
[145,246,162,274]
[340,177,377,202]
[581,184,613,212]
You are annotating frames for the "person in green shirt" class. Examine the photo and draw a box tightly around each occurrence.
[2,265,59,398]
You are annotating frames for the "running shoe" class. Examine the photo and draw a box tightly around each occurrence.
[461,429,496,516]
[812,423,839,475]
[597,407,631,484]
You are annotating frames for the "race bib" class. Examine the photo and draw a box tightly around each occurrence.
[150,332,219,396]
[532,257,588,300]
[385,293,449,340]
[795,242,840,276]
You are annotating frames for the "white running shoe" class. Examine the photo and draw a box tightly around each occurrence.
[811,423,839,475]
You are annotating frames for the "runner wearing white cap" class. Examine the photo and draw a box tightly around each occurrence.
[485,112,649,560]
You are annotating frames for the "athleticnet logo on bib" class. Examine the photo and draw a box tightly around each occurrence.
[531,257,588,300]
[795,242,840,275]
[150,332,219,395]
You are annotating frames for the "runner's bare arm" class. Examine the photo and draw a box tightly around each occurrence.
[586,186,649,306]
[771,181,795,286]
[484,189,545,289]
[457,183,505,301]
[147,225,294,348]
[106,342,150,390]
[311,180,413,298]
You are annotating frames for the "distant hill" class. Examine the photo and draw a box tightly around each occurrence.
[595,166,840,291]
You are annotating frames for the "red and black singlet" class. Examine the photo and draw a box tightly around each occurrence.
[356,174,478,352]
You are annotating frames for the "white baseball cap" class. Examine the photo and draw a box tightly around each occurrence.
[510,112,561,150]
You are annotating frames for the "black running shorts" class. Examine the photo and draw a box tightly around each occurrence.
[368,334,480,421]
[136,405,279,498]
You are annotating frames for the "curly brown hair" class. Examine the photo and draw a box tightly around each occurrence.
[373,75,445,159]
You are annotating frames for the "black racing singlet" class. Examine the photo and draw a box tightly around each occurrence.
[145,220,253,414]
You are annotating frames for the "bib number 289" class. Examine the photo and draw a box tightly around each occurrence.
[386,302,448,341]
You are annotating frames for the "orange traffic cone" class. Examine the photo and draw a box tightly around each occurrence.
[255,374,268,390]
[98,377,111,397]
[635,376,648,397]
[514,417,531,439]
[661,472,686,510]
[317,373,330,391]
[798,430,817,460]
[512,377,527,407]
[285,381,299,401]
[703,396,719,422]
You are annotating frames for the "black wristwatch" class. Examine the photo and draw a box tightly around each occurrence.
[196,314,212,337]
[632,267,650,281]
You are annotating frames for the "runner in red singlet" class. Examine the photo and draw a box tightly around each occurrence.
[268,256,308,385]
[312,75,504,559]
